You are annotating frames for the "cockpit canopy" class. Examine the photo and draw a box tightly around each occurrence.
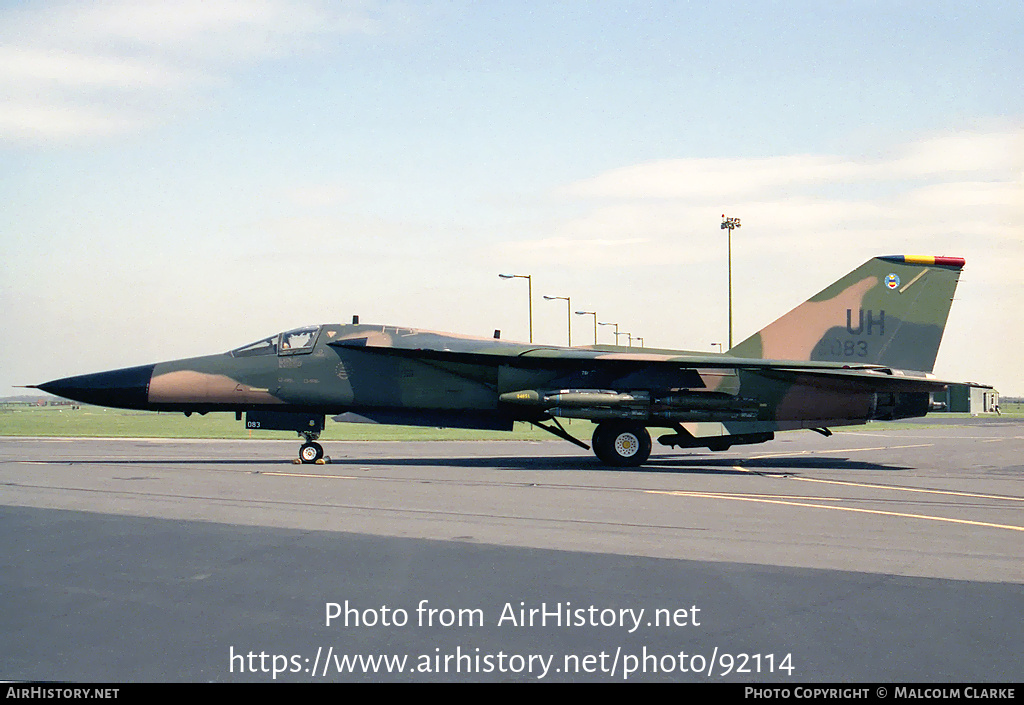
[230,325,322,358]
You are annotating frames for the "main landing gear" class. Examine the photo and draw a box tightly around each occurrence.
[530,418,654,467]
[297,431,326,464]
[592,421,652,467]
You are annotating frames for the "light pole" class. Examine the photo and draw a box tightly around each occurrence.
[575,311,598,345]
[711,342,723,353]
[635,337,644,348]
[498,274,532,343]
[721,215,741,349]
[599,321,619,346]
[543,295,571,346]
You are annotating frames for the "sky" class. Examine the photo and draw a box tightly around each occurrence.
[2,0,1022,394]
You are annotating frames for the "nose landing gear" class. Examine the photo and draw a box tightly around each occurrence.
[245,411,329,464]
[297,430,327,464]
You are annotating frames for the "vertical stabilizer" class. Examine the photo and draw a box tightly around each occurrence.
[728,255,964,372]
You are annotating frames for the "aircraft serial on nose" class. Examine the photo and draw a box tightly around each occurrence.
[35,255,965,466]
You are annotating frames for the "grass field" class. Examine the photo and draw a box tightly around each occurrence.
[1,403,1019,441]
[0,406,560,441]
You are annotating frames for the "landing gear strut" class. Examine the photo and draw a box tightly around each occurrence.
[592,421,652,467]
[298,431,324,464]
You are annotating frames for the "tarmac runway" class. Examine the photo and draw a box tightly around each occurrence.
[2,421,1022,682]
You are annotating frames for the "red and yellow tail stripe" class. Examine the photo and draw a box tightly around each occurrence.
[879,255,965,268]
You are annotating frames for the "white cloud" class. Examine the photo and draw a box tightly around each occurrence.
[0,47,191,89]
[560,128,1024,203]
[508,127,1024,267]
[0,1,389,143]
[0,100,142,140]
[34,0,386,61]
[891,130,1023,177]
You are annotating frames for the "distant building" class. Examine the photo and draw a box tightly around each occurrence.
[932,383,1000,414]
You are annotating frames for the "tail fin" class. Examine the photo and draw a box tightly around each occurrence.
[729,255,964,372]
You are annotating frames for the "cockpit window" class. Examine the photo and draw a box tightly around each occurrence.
[231,325,321,358]
[230,336,278,358]
[278,325,321,355]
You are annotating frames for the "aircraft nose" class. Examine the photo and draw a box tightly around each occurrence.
[36,364,156,409]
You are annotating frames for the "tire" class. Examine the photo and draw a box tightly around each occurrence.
[592,422,652,467]
[299,442,324,463]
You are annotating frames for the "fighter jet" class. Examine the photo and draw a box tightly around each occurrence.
[34,255,964,466]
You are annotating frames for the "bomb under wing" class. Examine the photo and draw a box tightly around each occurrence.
[34,254,965,466]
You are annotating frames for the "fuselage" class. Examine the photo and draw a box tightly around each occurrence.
[38,322,934,431]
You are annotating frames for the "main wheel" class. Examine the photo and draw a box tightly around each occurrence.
[299,442,324,464]
[592,422,652,467]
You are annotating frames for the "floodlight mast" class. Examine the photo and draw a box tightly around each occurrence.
[721,215,741,349]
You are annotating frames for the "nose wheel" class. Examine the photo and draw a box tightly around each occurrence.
[297,430,327,464]
[299,441,324,463]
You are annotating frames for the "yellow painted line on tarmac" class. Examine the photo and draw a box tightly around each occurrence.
[844,432,1012,440]
[785,476,1024,503]
[263,471,359,480]
[648,491,1024,532]
[650,490,844,501]
[747,443,934,459]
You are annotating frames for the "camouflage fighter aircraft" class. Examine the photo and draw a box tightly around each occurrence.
[34,255,964,466]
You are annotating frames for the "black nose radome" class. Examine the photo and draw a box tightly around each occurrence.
[36,364,156,410]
